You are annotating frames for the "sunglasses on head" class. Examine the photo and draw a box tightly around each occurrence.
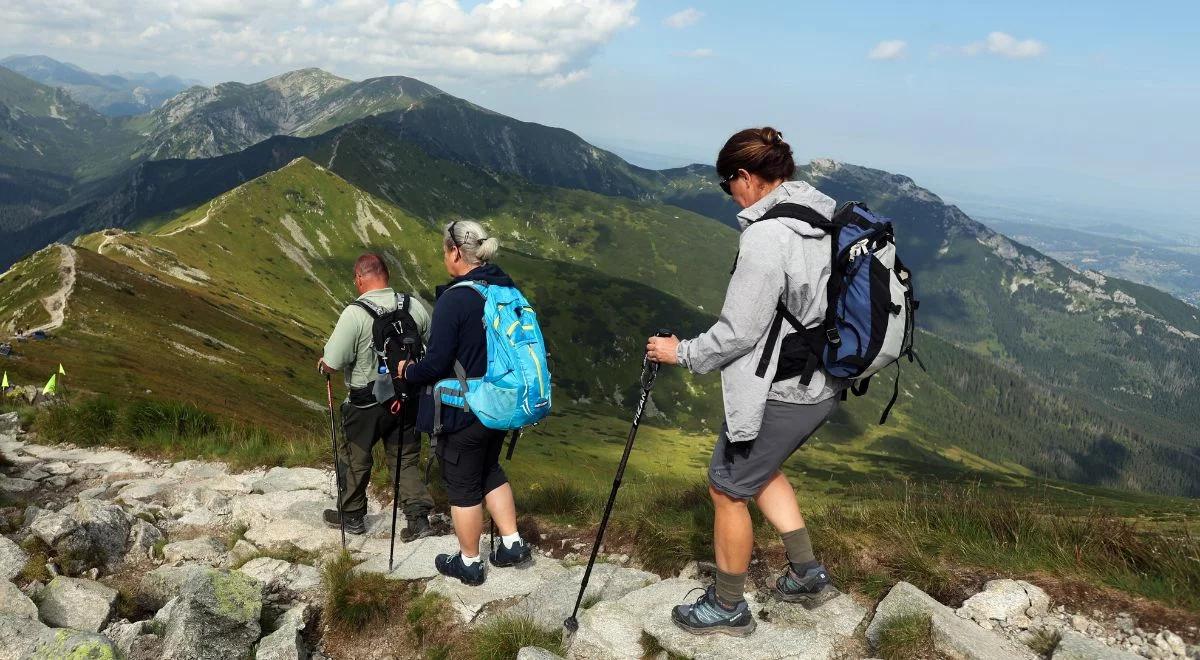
[447,221,462,249]
[719,170,739,196]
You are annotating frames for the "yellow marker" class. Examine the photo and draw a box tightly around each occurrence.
[2,372,8,388]
[42,374,57,395]
[58,363,67,375]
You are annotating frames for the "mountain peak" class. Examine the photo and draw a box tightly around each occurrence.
[262,68,350,96]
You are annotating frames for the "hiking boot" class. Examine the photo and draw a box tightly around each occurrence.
[400,515,434,542]
[489,539,533,568]
[435,552,486,586]
[671,586,756,637]
[773,563,841,609]
[322,509,366,535]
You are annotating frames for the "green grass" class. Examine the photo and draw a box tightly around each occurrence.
[873,612,934,659]
[472,615,565,660]
[1026,627,1062,656]
[323,552,407,632]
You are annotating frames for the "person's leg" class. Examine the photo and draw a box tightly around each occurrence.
[434,423,489,585]
[753,471,805,533]
[450,503,483,556]
[711,485,753,575]
[483,482,517,537]
[334,403,375,521]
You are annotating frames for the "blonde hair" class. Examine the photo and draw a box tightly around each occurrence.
[444,220,499,264]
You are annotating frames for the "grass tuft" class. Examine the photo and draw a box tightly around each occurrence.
[323,551,408,632]
[472,615,564,660]
[1025,627,1062,656]
[874,612,934,660]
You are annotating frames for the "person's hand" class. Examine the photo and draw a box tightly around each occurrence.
[317,358,334,375]
[646,335,680,365]
[395,360,409,379]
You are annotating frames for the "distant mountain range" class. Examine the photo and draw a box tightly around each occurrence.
[1,55,197,116]
[0,62,1197,497]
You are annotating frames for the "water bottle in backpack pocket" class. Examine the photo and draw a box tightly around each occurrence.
[431,281,552,434]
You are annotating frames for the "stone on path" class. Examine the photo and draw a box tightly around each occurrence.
[227,538,259,567]
[1052,630,1143,660]
[0,475,39,495]
[54,499,133,571]
[867,581,1035,660]
[426,554,571,623]
[0,536,27,581]
[518,647,566,660]
[571,599,647,660]
[0,411,19,435]
[0,611,119,660]
[127,518,165,561]
[139,564,210,610]
[162,536,227,565]
[161,568,263,660]
[29,507,79,546]
[0,579,37,619]
[256,603,310,660]
[238,557,321,601]
[106,618,166,660]
[957,579,1051,622]
[510,562,660,632]
[35,575,117,632]
[354,534,463,580]
[251,466,327,494]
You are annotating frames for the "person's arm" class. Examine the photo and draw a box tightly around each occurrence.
[403,291,464,385]
[675,223,787,375]
[321,307,360,371]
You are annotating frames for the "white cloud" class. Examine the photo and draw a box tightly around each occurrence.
[676,48,713,58]
[963,31,1046,59]
[663,7,702,29]
[538,69,589,88]
[867,40,907,61]
[0,0,639,86]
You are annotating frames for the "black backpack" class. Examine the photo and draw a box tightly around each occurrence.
[353,294,425,411]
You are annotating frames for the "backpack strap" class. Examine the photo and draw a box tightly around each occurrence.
[731,202,834,275]
[352,298,385,319]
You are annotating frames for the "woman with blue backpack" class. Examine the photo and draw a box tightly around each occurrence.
[646,127,846,636]
[400,220,536,585]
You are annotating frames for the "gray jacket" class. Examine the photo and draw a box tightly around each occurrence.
[677,181,841,442]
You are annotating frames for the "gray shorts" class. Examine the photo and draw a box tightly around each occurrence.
[709,397,838,499]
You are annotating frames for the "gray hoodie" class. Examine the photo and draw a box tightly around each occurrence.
[677,181,841,442]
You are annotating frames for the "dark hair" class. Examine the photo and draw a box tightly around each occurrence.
[716,127,795,182]
[354,253,389,281]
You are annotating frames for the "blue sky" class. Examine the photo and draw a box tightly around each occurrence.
[3,0,1197,229]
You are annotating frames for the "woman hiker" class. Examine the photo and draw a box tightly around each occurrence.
[646,127,844,636]
[399,220,533,585]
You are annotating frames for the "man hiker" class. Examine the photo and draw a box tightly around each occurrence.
[318,253,435,539]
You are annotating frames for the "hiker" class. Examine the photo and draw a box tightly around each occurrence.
[399,220,533,585]
[646,127,843,636]
[318,253,435,538]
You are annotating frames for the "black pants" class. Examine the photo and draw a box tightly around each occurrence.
[338,402,433,518]
[435,421,509,507]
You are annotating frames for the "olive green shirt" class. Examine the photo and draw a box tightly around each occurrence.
[322,287,432,394]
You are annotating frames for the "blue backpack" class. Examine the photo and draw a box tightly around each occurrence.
[432,281,552,434]
[747,201,920,424]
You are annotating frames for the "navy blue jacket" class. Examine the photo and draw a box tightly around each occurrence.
[404,263,517,434]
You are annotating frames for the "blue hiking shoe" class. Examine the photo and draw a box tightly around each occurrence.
[671,586,756,637]
[435,552,486,586]
[489,539,533,567]
[773,563,841,609]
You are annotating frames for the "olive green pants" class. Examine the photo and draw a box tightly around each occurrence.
[337,402,433,518]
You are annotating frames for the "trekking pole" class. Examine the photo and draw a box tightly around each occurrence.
[326,374,347,550]
[389,337,417,572]
[564,330,672,633]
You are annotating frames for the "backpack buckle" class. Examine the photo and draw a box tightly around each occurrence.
[825,328,842,346]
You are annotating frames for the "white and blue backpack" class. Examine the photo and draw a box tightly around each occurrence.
[431,281,552,437]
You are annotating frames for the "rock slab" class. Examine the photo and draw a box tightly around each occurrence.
[1052,630,1143,660]
[0,579,37,619]
[0,536,27,581]
[161,568,263,660]
[867,581,1035,660]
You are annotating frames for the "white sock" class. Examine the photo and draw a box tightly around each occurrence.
[460,553,481,566]
[501,532,522,549]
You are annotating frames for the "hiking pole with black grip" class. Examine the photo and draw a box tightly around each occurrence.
[564,330,672,634]
[388,338,417,572]
[325,373,347,550]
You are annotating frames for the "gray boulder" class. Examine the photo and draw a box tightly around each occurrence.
[35,576,117,632]
[867,581,1035,660]
[0,411,19,435]
[161,568,263,660]
[0,611,119,660]
[55,500,132,571]
[1052,630,1143,659]
[958,579,1051,622]
[105,618,166,660]
[162,537,226,565]
[0,476,38,495]
[226,539,259,567]
[239,557,321,603]
[510,563,659,631]
[256,603,309,660]
[0,579,37,619]
[126,519,165,561]
[29,508,78,546]
[0,536,27,581]
[139,564,210,610]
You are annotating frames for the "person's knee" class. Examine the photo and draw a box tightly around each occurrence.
[709,482,749,508]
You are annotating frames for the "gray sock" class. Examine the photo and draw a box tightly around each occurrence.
[714,568,746,607]
[781,527,817,569]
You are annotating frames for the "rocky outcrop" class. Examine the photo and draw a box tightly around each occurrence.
[0,579,37,619]
[868,581,1036,659]
[0,536,27,581]
[160,568,263,660]
[256,603,310,660]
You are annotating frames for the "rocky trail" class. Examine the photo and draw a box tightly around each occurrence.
[1,411,1197,659]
